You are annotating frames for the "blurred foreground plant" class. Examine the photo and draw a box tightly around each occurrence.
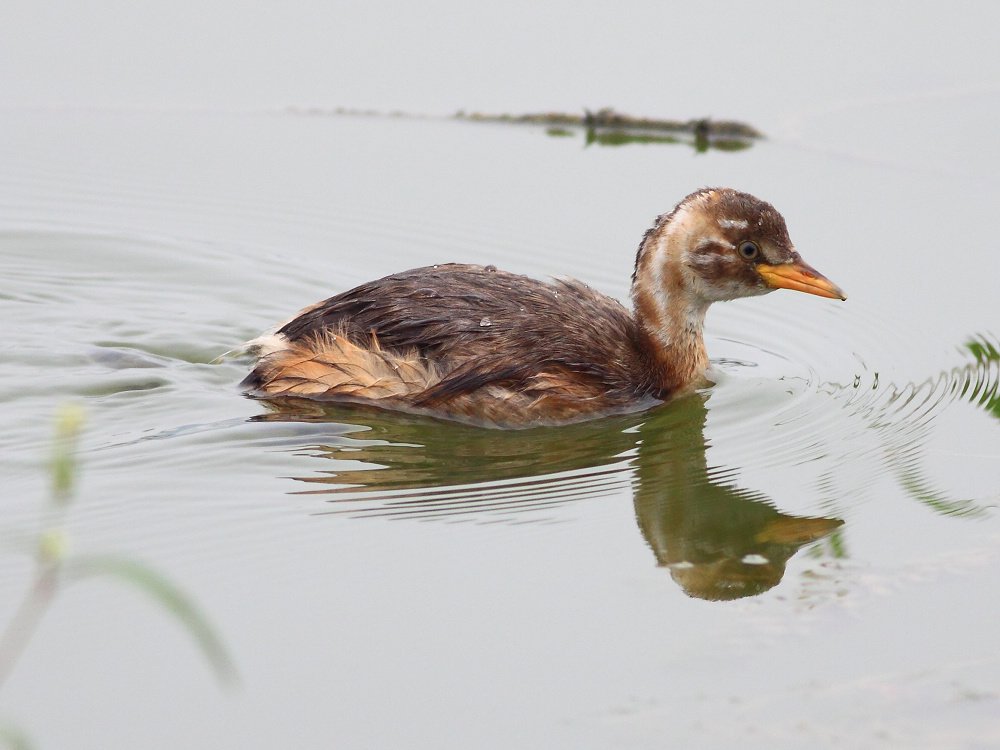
[0,405,235,746]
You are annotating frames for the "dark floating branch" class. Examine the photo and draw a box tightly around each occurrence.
[454,107,763,139]
[284,106,763,152]
[458,107,762,151]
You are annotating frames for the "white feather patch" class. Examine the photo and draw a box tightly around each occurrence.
[241,333,290,358]
[717,218,749,230]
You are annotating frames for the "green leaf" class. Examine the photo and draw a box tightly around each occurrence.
[50,403,85,507]
[0,723,36,750]
[66,555,237,686]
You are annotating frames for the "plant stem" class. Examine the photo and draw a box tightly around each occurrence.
[0,566,59,696]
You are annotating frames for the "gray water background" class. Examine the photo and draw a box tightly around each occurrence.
[2,2,1000,748]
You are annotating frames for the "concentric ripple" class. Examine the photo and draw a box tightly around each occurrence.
[254,287,999,527]
[707,299,1000,519]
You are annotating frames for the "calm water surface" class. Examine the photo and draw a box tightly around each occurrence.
[2,38,1000,750]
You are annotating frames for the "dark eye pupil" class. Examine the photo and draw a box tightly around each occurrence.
[739,241,758,258]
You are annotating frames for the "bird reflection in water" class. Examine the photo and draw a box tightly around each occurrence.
[627,397,842,600]
[253,394,842,601]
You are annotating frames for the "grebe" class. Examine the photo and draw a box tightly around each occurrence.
[241,188,845,427]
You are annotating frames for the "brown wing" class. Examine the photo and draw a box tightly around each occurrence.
[274,264,649,403]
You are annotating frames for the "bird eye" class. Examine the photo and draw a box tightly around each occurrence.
[737,241,759,260]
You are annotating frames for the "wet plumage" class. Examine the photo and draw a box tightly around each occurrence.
[240,188,845,427]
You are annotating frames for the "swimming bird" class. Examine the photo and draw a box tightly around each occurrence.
[241,188,845,427]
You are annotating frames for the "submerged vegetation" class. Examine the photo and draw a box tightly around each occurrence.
[826,333,1000,519]
[0,406,234,747]
[965,334,1000,420]
[889,334,1000,517]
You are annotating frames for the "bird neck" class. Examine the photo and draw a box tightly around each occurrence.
[630,228,710,396]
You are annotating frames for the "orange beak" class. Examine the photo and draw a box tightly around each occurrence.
[757,260,846,300]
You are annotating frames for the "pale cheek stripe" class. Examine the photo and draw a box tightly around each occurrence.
[694,237,735,253]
